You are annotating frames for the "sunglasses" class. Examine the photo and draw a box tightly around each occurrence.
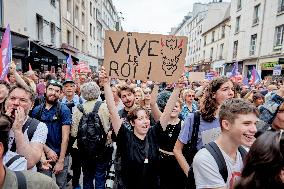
[143,91,151,95]
[186,95,195,97]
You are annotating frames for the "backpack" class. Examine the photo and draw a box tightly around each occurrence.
[10,118,40,152]
[187,141,247,189]
[77,101,107,160]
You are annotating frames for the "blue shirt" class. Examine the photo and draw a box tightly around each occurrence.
[180,101,198,121]
[61,95,84,106]
[178,113,220,150]
[31,102,72,154]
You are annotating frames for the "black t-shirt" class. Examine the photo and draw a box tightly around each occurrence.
[158,120,182,152]
[116,122,162,189]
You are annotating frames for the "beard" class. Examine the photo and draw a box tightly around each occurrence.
[45,95,59,105]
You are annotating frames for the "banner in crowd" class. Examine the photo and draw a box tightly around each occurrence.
[103,30,188,83]
[0,24,12,80]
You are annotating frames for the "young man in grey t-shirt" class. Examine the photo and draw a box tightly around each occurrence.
[192,99,259,189]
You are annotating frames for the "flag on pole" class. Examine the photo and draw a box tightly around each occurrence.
[66,54,73,79]
[29,63,32,71]
[249,67,261,85]
[230,61,238,78]
[243,76,249,86]
[0,24,12,80]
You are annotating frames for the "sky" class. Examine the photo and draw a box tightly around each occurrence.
[112,0,230,35]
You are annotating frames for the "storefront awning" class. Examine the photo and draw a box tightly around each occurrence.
[40,45,67,63]
[28,41,68,65]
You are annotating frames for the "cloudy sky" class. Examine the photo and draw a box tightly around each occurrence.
[112,0,230,34]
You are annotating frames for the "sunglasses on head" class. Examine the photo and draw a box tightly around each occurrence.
[48,80,63,88]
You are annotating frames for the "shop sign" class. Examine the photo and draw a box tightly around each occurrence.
[261,62,278,70]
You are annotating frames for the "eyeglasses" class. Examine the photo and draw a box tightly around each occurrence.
[144,91,151,95]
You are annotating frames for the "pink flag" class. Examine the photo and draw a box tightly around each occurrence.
[0,24,12,80]
[65,54,73,79]
[29,63,32,71]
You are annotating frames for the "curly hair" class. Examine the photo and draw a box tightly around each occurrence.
[200,77,235,122]
[80,82,101,101]
[127,106,150,124]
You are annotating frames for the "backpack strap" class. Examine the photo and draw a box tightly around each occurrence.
[36,102,61,122]
[92,101,103,114]
[11,118,40,151]
[205,142,228,182]
[77,104,85,115]
[14,171,27,189]
[24,118,40,141]
[5,154,23,168]
[190,112,201,149]
[238,146,248,160]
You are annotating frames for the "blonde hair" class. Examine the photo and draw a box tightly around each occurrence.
[182,89,195,101]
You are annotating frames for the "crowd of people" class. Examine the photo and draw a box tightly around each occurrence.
[0,63,283,189]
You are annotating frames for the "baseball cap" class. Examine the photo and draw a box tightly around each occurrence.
[63,79,75,86]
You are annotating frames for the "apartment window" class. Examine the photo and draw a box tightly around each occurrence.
[221,25,225,38]
[278,0,284,13]
[67,30,71,45]
[204,35,207,46]
[82,39,85,52]
[235,16,240,33]
[67,0,71,12]
[219,43,224,59]
[250,34,257,55]
[36,14,43,41]
[203,50,205,59]
[212,31,215,43]
[210,48,213,60]
[93,8,96,19]
[274,25,284,47]
[90,23,92,37]
[50,0,56,7]
[237,0,242,10]
[75,35,79,49]
[93,26,96,40]
[75,6,79,27]
[90,2,92,16]
[50,22,55,44]
[81,12,85,32]
[253,4,260,25]
[82,0,85,8]
[233,40,238,58]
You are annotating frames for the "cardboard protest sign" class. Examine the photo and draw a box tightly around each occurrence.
[103,31,188,83]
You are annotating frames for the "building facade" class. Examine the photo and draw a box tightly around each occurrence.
[2,0,66,71]
[225,0,284,78]
[202,2,230,75]
[174,3,208,71]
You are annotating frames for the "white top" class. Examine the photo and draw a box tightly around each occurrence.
[8,117,48,171]
[3,151,27,171]
[193,146,244,189]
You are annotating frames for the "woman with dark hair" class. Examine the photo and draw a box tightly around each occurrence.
[235,131,284,189]
[100,68,184,189]
[252,92,264,107]
[174,76,236,177]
